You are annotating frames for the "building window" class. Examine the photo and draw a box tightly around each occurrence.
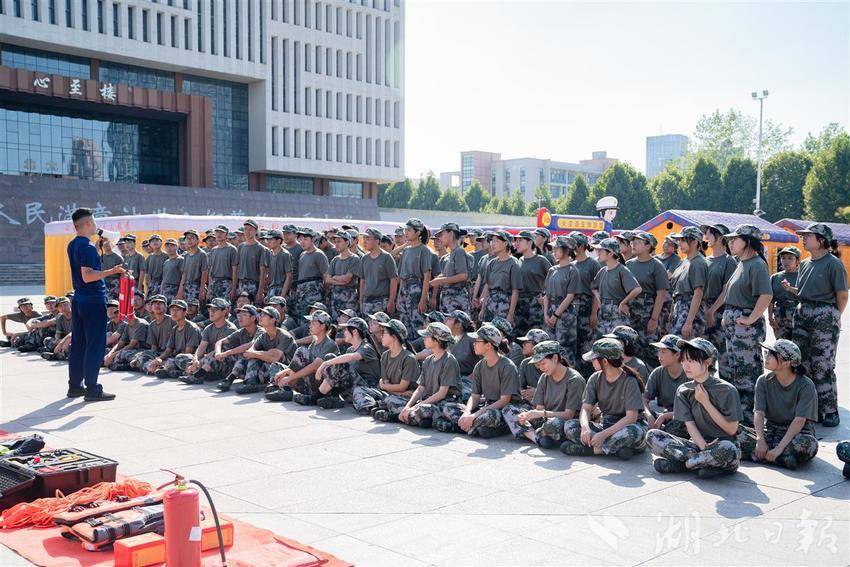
[393,101,399,128]
[112,2,119,36]
[365,97,372,124]
[375,98,381,125]
[293,40,301,113]
[271,38,277,110]
[315,131,322,161]
[208,0,215,53]
[315,88,322,116]
[305,130,311,159]
[375,139,381,166]
[304,0,310,27]
[356,95,362,123]
[142,9,149,41]
[325,90,332,118]
[196,0,202,51]
[81,0,89,29]
[31,0,39,22]
[346,51,352,79]
[156,12,163,44]
[282,0,288,23]
[305,87,311,115]
[314,0,321,29]
[520,167,527,194]
[12,0,22,17]
[1,44,90,79]
[356,11,362,38]
[384,140,390,167]
[315,44,321,73]
[325,47,332,76]
[356,137,362,164]
[64,0,71,26]
[325,132,332,161]
[235,0,240,57]
[184,18,190,49]
[294,128,301,158]
[330,180,363,198]
[384,99,390,126]
[346,94,352,121]
[356,53,362,81]
[305,43,312,71]
[336,135,342,162]
[336,49,342,78]
[325,3,331,32]
[127,5,135,38]
[99,61,175,91]
[97,0,103,32]
[394,141,399,168]
[267,175,314,194]
[271,126,279,155]
[282,39,288,111]
[170,15,176,47]
[283,127,290,156]
[365,14,371,82]
[247,0,252,60]
[222,0,228,55]
[346,135,352,163]
[259,0,265,62]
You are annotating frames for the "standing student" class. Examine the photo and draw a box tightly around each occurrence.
[700,224,737,354]
[356,319,419,420]
[325,231,362,320]
[395,218,433,334]
[236,220,268,304]
[590,238,642,338]
[569,231,602,375]
[359,228,399,318]
[738,340,818,470]
[294,229,330,321]
[263,230,293,303]
[646,338,742,478]
[543,235,580,366]
[207,225,239,302]
[143,235,167,296]
[429,223,471,313]
[282,225,304,312]
[177,230,209,304]
[626,231,668,365]
[479,231,522,325]
[98,238,124,300]
[655,235,682,337]
[559,338,647,459]
[506,341,586,448]
[120,235,145,280]
[470,232,494,322]
[786,223,847,427]
[313,317,381,409]
[160,239,184,303]
[706,224,773,425]
[769,246,801,340]
[643,334,689,438]
[668,227,708,340]
[615,231,636,263]
[533,228,556,266]
[514,230,552,335]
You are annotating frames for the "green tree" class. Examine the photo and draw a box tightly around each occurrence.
[691,108,792,170]
[463,180,490,212]
[562,175,595,216]
[649,166,687,211]
[682,156,723,210]
[803,133,850,221]
[507,191,527,216]
[377,183,390,206]
[721,157,757,214]
[381,178,413,208]
[408,173,441,210]
[435,188,469,212]
[529,185,553,215]
[803,123,847,156]
[760,151,812,221]
[589,162,655,229]
[499,197,514,216]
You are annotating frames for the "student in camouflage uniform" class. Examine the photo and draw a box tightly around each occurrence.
[223,307,290,394]
[788,223,847,427]
[643,334,689,439]
[707,225,773,426]
[41,297,73,361]
[99,238,124,299]
[590,238,642,338]
[480,231,522,324]
[207,225,239,303]
[429,223,471,314]
[768,246,800,340]
[515,231,552,335]
[1,297,44,350]
[294,229,329,321]
[655,236,682,337]
[160,239,184,302]
[359,228,399,318]
[130,295,174,374]
[103,312,150,371]
[626,231,668,366]
[132,290,147,320]
[470,232,493,322]
[398,322,461,428]
[560,338,647,459]
[325,231,362,320]
[603,325,650,384]
[543,235,580,367]
[615,230,635,263]
[737,340,818,470]
[533,227,556,266]
[263,230,293,303]
[183,303,259,386]
[355,319,419,419]
[515,328,551,406]
[647,338,743,477]
[312,317,381,409]
[281,225,304,316]
[105,299,125,348]
[443,310,480,402]
[142,234,167,296]
[10,296,57,352]
[395,219,433,335]
[236,220,268,304]
[120,234,145,281]
[699,224,737,356]
[151,300,202,380]
[569,231,602,377]
[177,230,209,304]
[668,227,708,340]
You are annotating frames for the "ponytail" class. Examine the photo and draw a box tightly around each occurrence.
[817,235,841,258]
[606,357,645,392]
[497,339,512,355]
[387,326,416,354]
[419,227,430,245]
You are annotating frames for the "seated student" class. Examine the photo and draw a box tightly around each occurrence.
[104,312,150,370]
[289,302,329,342]
[41,297,73,361]
[367,311,391,355]
[13,296,57,352]
[132,290,147,320]
[266,310,339,402]
[444,310,480,402]
[398,322,461,428]
[412,311,447,357]
[178,298,239,384]
[221,307,288,394]
[436,323,523,438]
[839,442,850,478]
[129,295,174,373]
[186,298,206,327]
[152,300,203,380]
[602,325,650,382]
[644,334,690,438]
[0,297,42,348]
[560,338,647,460]
[194,305,261,387]
[106,300,125,348]
[335,308,359,350]
[646,338,742,477]
[516,328,552,404]
[737,340,818,470]
[504,340,586,448]
[490,316,525,369]
[312,317,381,409]
[359,319,420,420]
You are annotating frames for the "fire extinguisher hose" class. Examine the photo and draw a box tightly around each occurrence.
[188,479,227,566]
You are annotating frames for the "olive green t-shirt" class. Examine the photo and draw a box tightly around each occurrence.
[237,242,268,282]
[328,255,361,288]
[123,252,145,278]
[120,318,149,348]
[144,252,168,281]
[418,352,460,398]
[182,250,209,285]
[796,253,847,304]
[254,327,292,357]
[286,243,304,283]
[625,356,650,384]
[359,250,398,299]
[441,246,470,288]
[544,264,580,303]
[483,256,523,292]
[161,256,184,285]
[646,365,687,411]
[449,333,479,375]
[298,249,330,282]
[591,263,639,302]
[518,357,542,389]
[532,368,586,412]
[398,245,433,281]
[583,371,644,421]
[101,252,124,285]
[380,349,419,388]
[221,326,259,351]
[626,257,669,297]
[671,255,708,297]
[657,253,682,275]
[208,244,239,279]
[6,310,41,324]
[770,271,798,303]
[53,313,72,339]
[704,254,737,302]
[307,336,339,361]
[347,341,381,383]
[674,375,743,441]
[724,256,772,309]
[201,320,238,348]
[167,321,202,353]
[754,372,818,434]
[573,256,602,297]
[519,255,552,295]
[146,315,174,352]
[266,249,293,287]
[471,355,520,403]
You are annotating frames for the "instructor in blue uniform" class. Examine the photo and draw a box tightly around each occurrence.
[67,208,124,401]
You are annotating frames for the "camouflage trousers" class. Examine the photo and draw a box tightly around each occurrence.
[440,402,515,437]
[646,429,740,472]
[130,349,163,374]
[105,279,121,299]
[771,299,796,341]
[460,375,474,403]
[721,307,765,425]
[837,441,850,464]
[670,294,706,339]
[108,348,144,370]
[12,328,47,351]
[704,303,726,357]
[596,300,630,339]
[397,281,425,336]
[352,386,409,416]
[658,298,673,337]
[439,285,470,314]
[563,418,647,455]
[483,289,511,323]
[194,352,238,378]
[238,280,260,304]
[42,337,69,360]
[279,346,321,394]
[546,303,578,367]
[295,281,325,321]
[574,295,595,376]
[158,353,195,378]
[183,282,202,302]
[147,281,162,297]
[515,293,544,336]
[658,419,690,439]
[330,286,360,320]
[361,297,389,319]
[737,425,818,465]
[161,284,179,303]
[230,357,275,384]
[320,361,365,394]
[630,292,660,367]
[501,402,566,441]
[265,285,284,303]
[209,279,233,302]
[794,302,841,417]
[404,400,453,428]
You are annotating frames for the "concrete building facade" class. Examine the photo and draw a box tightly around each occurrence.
[488,152,615,203]
[646,134,688,179]
[460,149,499,194]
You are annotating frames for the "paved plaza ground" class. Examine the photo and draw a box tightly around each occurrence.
[1,285,848,566]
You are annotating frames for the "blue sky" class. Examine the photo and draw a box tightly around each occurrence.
[403,1,850,179]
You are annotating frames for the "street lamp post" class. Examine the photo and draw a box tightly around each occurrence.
[751,89,769,217]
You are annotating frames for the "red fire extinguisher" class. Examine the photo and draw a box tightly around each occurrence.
[161,473,201,567]
[118,272,135,322]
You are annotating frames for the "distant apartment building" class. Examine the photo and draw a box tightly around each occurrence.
[488,152,615,204]
[439,170,460,190]
[460,150,500,194]
[646,134,688,179]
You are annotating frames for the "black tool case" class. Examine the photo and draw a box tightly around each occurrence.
[3,449,118,497]
[0,460,36,511]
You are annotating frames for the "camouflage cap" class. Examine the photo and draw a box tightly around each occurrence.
[165,238,178,245]
[296,227,317,238]
[677,337,718,361]
[362,227,383,240]
[468,227,484,238]
[490,316,513,338]
[796,223,833,241]
[257,231,269,240]
[107,299,120,307]
[367,311,391,324]
[529,340,568,364]
[405,218,425,231]
[380,234,393,245]
[534,227,552,240]
[204,232,217,241]
[346,228,360,241]
[418,321,456,344]
[134,289,146,298]
[332,230,353,242]
[54,296,70,305]
[614,230,636,241]
[777,246,801,259]
[16,297,32,306]
[516,230,534,240]
[670,226,702,241]
[597,238,621,254]
[214,224,229,233]
[339,317,369,335]
[237,304,259,317]
[267,296,287,306]
[425,310,446,323]
[554,235,577,249]
[468,323,503,347]
[726,224,763,240]
[304,310,332,325]
[492,230,514,244]
[207,297,231,310]
[632,231,658,248]
[237,290,251,298]
[43,296,57,304]
[445,309,473,328]
[699,223,731,236]
[235,227,244,234]
[282,224,297,233]
[379,318,408,340]
[474,229,488,241]
[603,325,640,345]
[341,224,360,232]
[582,337,625,361]
[516,328,551,345]
[183,229,199,238]
[437,222,467,237]
[340,308,359,319]
[394,226,405,236]
[149,294,168,304]
[569,231,591,248]
[761,339,801,364]
[267,229,283,240]
[309,302,329,312]
[259,306,281,322]
[650,334,682,352]
[169,299,188,311]
[591,230,610,244]
[149,234,162,241]
[141,240,149,247]
[227,232,237,239]
[123,234,137,242]
[243,219,259,229]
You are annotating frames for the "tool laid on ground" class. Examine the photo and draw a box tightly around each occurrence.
[3,449,118,499]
